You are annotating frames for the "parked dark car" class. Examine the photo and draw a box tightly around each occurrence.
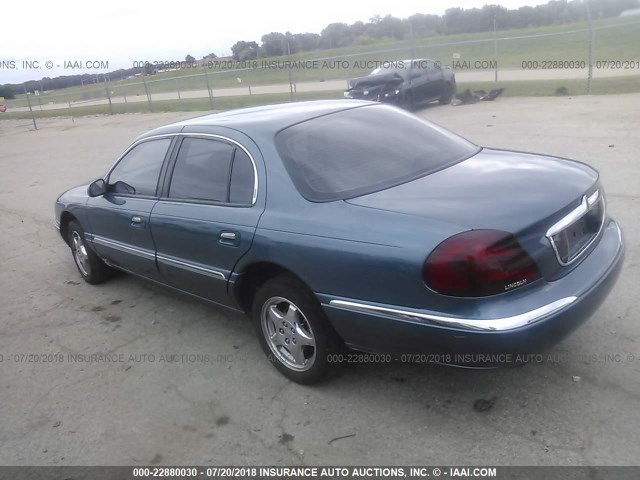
[344,59,455,110]
[55,100,624,384]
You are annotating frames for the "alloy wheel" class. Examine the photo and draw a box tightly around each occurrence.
[261,296,317,371]
[71,231,90,277]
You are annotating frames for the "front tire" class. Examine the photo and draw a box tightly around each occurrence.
[252,275,342,384]
[399,91,414,111]
[67,220,113,284]
[439,81,456,105]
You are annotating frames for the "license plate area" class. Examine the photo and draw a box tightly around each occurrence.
[548,193,605,266]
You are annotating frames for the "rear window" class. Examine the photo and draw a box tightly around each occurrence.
[274,104,480,202]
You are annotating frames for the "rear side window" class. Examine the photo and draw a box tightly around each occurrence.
[169,137,255,204]
[229,149,255,204]
[108,138,171,196]
[275,104,479,202]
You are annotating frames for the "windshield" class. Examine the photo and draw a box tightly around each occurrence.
[275,104,480,202]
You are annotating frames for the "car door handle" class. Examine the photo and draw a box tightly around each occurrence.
[131,216,143,226]
[219,231,239,246]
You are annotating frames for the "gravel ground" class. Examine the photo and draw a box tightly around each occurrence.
[0,94,638,466]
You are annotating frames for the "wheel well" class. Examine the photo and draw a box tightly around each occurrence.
[59,212,77,245]
[234,262,308,314]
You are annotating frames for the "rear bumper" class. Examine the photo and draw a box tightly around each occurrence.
[320,219,624,364]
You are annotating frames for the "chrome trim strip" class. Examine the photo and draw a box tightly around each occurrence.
[328,297,578,331]
[156,254,226,280]
[546,190,606,266]
[105,133,259,206]
[587,189,599,207]
[91,235,156,260]
[547,195,589,238]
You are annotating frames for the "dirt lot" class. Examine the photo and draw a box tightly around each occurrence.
[0,95,638,466]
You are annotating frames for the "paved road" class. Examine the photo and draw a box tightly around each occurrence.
[0,95,638,466]
[6,67,638,113]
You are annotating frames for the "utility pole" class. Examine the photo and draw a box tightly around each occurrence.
[493,10,499,84]
[586,0,595,94]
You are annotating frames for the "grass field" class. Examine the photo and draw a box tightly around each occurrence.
[7,15,640,110]
[1,91,341,120]
[3,73,639,121]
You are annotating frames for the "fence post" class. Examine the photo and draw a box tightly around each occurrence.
[586,0,594,94]
[287,39,295,101]
[494,39,499,84]
[68,101,74,122]
[246,68,252,96]
[203,68,214,110]
[345,55,351,90]
[409,21,416,60]
[24,86,37,130]
[105,87,113,115]
[176,77,184,110]
[493,14,499,84]
[142,75,153,112]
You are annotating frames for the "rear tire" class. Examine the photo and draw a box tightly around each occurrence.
[67,220,113,284]
[252,275,342,384]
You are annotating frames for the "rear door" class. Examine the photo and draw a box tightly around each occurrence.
[87,137,174,280]
[150,133,263,306]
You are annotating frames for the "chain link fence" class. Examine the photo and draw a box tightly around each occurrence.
[4,18,639,129]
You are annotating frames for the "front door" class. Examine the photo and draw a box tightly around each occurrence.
[86,137,173,280]
[423,60,445,100]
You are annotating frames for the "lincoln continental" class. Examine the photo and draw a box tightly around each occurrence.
[55,100,624,383]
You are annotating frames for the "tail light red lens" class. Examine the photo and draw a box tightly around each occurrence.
[423,230,541,297]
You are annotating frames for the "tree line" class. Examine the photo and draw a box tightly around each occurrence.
[0,67,145,100]
[231,0,637,60]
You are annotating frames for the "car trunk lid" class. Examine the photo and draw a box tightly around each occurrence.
[345,148,601,279]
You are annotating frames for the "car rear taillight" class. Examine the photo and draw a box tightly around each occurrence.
[423,230,541,297]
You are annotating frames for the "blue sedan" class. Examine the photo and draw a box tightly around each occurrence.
[55,100,624,384]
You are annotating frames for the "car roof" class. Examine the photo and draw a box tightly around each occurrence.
[380,59,432,66]
[139,100,373,139]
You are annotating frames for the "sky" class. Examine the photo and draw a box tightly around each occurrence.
[1,0,547,84]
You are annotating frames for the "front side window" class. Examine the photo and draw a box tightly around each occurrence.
[168,137,255,204]
[108,139,171,196]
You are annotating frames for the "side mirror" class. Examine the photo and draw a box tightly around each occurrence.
[111,180,136,195]
[88,178,107,197]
